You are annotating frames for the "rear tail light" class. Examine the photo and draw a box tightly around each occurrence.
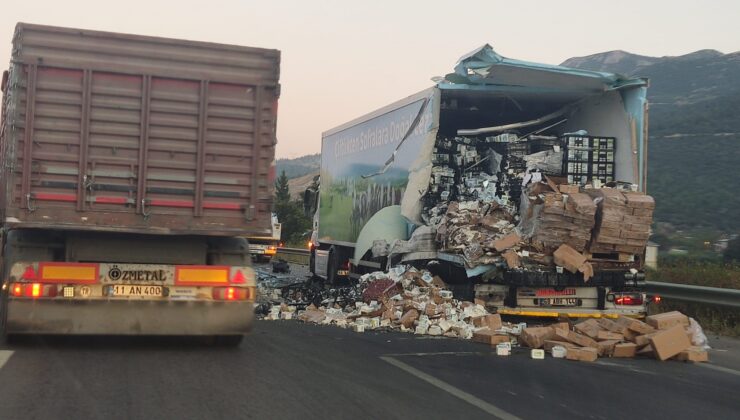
[608,292,644,306]
[212,287,250,301]
[10,283,58,298]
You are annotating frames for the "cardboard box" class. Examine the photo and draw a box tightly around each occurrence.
[400,309,419,328]
[472,329,511,346]
[544,340,579,351]
[559,184,580,194]
[566,330,599,348]
[472,314,503,330]
[613,343,638,358]
[574,319,603,339]
[675,346,709,363]
[617,316,656,335]
[622,328,640,343]
[636,344,655,358]
[596,331,624,341]
[649,325,692,361]
[596,339,620,357]
[493,233,521,252]
[565,346,598,362]
[634,333,657,348]
[502,250,521,268]
[520,326,555,349]
[597,318,627,334]
[553,328,571,343]
[553,244,588,273]
[623,192,656,209]
[646,311,690,330]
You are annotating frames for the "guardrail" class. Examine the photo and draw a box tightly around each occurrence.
[645,281,740,308]
[274,247,310,265]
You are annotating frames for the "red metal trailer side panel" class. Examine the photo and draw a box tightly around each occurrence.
[0,23,279,236]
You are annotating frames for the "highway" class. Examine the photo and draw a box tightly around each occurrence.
[1,320,739,420]
[1,261,738,420]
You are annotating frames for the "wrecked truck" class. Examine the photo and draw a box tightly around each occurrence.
[305,45,652,318]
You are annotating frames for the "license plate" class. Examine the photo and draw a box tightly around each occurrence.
[111,285,163,297]
[539,298,579,307]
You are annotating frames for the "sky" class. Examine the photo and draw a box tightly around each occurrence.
[2,0,739,158]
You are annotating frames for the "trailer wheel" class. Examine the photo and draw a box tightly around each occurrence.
[327,249,338,286]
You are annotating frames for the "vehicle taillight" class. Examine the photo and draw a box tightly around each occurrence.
[654,295,662,303]
[610,292,644,306]
[212,287,249,301]
[10,283,57,298]
[31,283,41,297]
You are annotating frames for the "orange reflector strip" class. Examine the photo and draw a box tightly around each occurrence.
[39,263,98,283]
[176,266,229,286]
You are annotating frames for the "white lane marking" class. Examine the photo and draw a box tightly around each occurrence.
[381,356,522,420]
[594,361,657,375]
[698,363,740,377]
[383,351,486,357]
[0,350,13,369]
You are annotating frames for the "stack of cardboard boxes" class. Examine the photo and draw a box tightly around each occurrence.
[528,186,597,253]
[588,188,655,256]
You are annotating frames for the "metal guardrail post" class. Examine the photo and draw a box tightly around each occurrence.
[645,281,740,308]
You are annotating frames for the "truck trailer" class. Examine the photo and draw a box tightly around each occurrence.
[0,23,280,343]
[248,212,281,262]
[306,45,651,318]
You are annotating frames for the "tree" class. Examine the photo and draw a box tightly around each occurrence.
[274,170,311,244]
[275,170,290,204]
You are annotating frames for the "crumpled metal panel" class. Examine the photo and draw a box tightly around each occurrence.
[442,44,647,96]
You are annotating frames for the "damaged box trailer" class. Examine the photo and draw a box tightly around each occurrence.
[306,45,651,318]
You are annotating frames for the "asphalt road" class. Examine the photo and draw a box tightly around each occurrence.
[1,262,738,419]
[1,320,739,420]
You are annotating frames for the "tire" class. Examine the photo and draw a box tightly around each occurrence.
[326,250,338,286]
[214,335,244,347]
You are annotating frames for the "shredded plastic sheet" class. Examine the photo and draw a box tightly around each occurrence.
[688,317,711,350]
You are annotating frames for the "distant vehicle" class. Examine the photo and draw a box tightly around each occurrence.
[248,213,282,262]
[306,45,650,319]
[0,23,281,344]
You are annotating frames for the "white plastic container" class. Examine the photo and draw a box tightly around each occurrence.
[551,346,567,358]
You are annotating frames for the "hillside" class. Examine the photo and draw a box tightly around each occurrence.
[276,153,320,179]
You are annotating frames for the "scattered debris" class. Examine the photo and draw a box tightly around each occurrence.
[257,262,709,364]
[271,259,291,273]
